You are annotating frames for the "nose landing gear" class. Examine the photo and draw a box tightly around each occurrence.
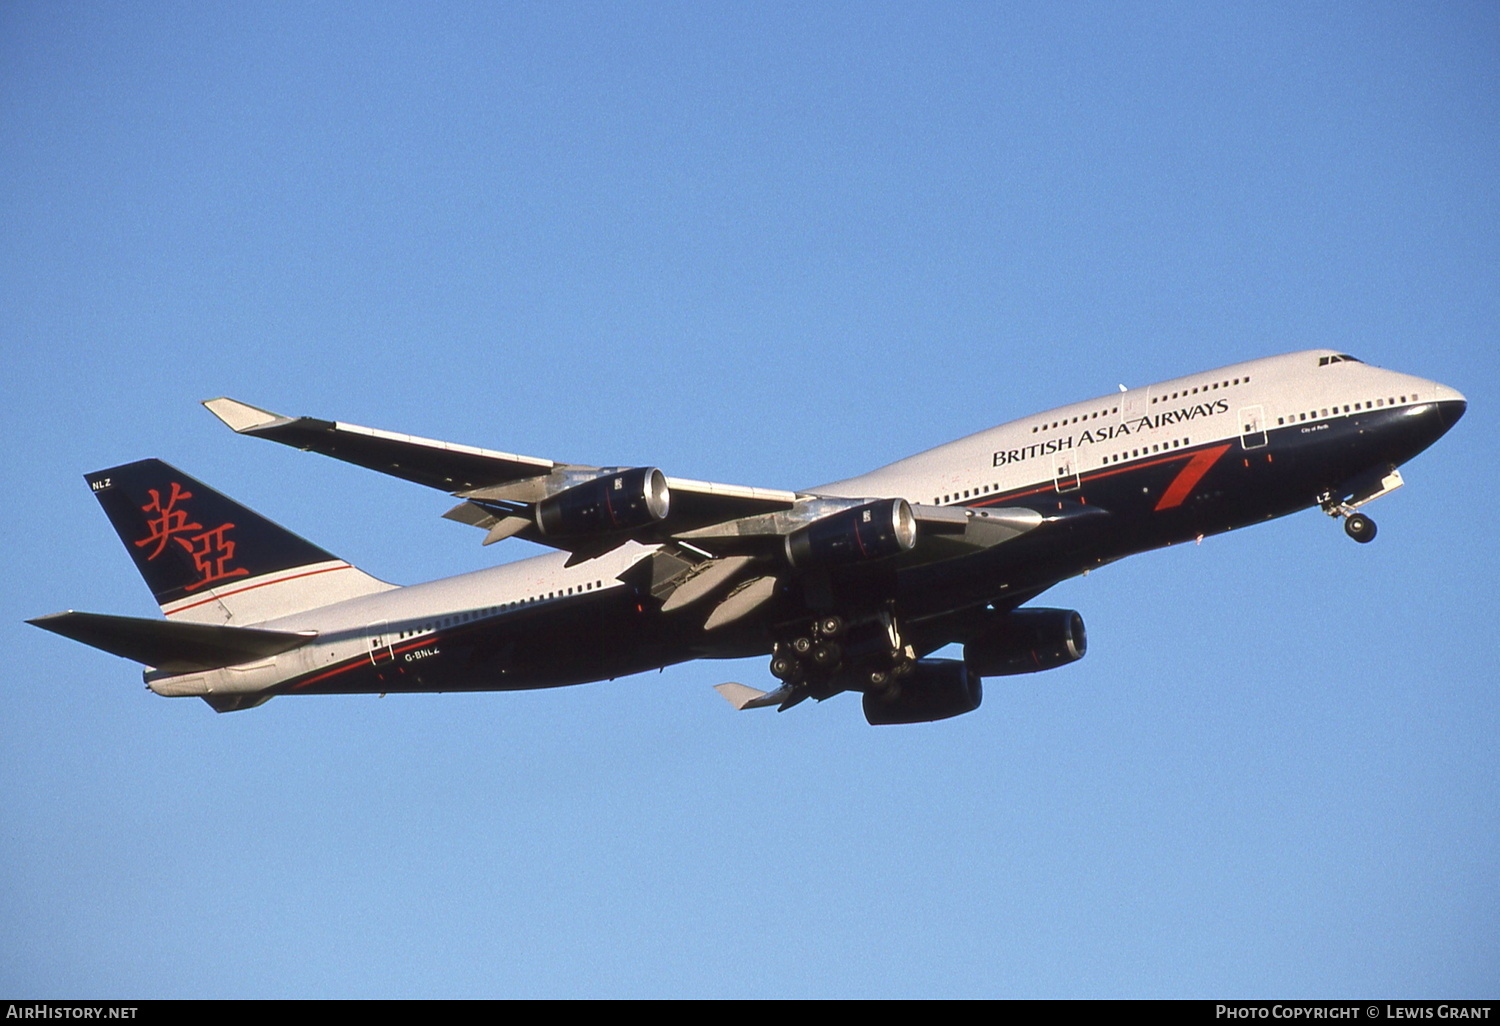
[1343,513,1376,543]
[1319,492,1378,544]
[1318,468,1404,545]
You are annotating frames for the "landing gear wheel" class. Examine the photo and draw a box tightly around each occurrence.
[770,655,804,682]
[791,635,814,656]
[1344,513,1376,543]
[816,615,845,638]
[811,642,841,669]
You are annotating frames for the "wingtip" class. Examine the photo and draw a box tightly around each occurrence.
[714,682,767,710]
[26,611,74,629]
[202,397,286,433]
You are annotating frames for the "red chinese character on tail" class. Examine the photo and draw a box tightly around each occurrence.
[134,483,202,559]
[182,524,249,592]
[134,481,250,591]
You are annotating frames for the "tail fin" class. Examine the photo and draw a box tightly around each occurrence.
[87,459,394,625]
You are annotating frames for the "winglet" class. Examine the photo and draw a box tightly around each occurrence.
[202,397,288,433]
[714,682,769,710]
[714,682,794,711]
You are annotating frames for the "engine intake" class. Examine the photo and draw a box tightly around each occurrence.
[784,499,918,568]
[863,658,982,725]
[536,467,670,537]
[964,608,1086,677]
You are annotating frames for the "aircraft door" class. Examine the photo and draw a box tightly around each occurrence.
[366,621,395,666]
[1054,457,1081,493]
[1239,405,1267,450]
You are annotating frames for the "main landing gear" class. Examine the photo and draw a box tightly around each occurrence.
[1319,492,1377,544]
[770,615,852,687]
[768,609,916,706]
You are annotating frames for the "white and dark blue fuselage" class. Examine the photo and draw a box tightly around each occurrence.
[39,350,1465,720]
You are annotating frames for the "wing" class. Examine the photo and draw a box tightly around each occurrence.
[203,398,798,543]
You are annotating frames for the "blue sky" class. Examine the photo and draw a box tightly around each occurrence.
[2,2,1496,998]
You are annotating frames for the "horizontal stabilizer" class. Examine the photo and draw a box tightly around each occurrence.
[713,682,786,711]
[28,611,315,673]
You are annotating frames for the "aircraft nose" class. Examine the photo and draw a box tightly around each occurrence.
[1440,397,1466,430]
[1431,383,1467,431]
[1388,380,1467,460]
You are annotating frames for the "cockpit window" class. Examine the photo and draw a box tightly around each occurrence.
[1318,354,1364,366]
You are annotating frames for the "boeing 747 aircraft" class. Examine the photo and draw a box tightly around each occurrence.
[31,351,1465,724]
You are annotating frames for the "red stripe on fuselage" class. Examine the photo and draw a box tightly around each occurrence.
[290,627,468,691]
[1153,444,1232,511]
[164,563,354,615]
[970,445,1218,508]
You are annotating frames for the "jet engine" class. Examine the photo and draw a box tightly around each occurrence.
[963,608,1086,677]
[784,498,918,568]
[862,658,982,725]
[535,467,671,537]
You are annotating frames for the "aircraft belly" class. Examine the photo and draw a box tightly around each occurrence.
[279,588,678,696]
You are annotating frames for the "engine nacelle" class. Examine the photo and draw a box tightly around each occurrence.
[784,499,918,568]
[535,467,670,537]
[862,658,982,725]
[964,608,1086,677]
